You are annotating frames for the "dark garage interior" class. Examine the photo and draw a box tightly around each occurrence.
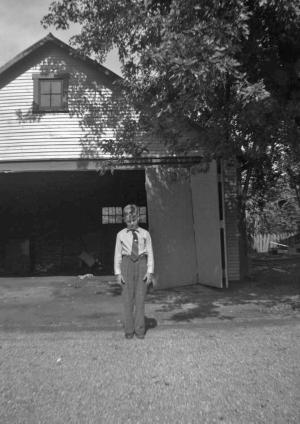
[0,170,147,276]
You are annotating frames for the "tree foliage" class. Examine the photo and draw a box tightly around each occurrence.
[42,0,300,234]
[246,172,300,235]
[42,2,300,144]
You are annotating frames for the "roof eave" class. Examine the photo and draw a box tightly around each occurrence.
[0,32,122,87]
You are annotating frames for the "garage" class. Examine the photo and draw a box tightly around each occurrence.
[0,32,241,287]
[0,170,147,276]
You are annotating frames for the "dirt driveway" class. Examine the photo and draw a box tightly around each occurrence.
[0,255,299,331]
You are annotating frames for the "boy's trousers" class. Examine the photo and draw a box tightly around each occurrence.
[121,255,147,336]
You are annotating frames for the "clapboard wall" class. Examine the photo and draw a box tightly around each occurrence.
[0,43,162,162]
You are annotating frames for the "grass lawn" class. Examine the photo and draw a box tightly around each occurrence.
[1,322,299,424]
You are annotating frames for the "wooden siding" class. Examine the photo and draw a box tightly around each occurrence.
[223,161,240,281]
[0,46,163,162]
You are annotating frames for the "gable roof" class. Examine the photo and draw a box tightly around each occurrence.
[0,33,121,89]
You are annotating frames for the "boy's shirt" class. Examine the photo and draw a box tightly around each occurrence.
[114,226,154,275]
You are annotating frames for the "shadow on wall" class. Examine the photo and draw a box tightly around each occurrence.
[14,54,210,184]
[15,55,154,170]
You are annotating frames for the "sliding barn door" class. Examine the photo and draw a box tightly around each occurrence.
[145,166,198,288]
[190,161,227,288]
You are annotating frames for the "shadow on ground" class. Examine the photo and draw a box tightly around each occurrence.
[148,256,300,323]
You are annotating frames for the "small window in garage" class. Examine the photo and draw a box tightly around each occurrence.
[102,207,123,224]
[102,206,147,224]
[40,79,64,109]
[139,207,147,223]
[32,73,69,112]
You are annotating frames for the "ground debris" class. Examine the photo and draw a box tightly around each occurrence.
[271,268,289,273]
[78,273,94,280]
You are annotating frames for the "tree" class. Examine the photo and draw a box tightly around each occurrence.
[42,0,300,270]
[246,172,300,236]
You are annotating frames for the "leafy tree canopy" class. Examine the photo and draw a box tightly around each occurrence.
[42,0,300,203]
[247,169,300,235]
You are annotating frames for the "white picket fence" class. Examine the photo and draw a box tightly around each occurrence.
[252,232,296,253]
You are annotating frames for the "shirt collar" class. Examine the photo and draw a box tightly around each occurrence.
[126,227,140,232]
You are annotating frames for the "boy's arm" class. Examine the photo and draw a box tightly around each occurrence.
[114,233,122,275]
[146,231,154,274]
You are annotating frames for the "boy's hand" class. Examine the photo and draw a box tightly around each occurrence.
[143,272,153,285]
[116,274,125,285]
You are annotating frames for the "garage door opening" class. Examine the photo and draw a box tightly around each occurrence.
[0,170,147,276]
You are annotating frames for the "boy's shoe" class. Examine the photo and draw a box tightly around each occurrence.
[125,333,134,339]
[135,334,145,339]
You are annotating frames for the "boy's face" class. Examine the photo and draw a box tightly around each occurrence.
[124,213,139,229]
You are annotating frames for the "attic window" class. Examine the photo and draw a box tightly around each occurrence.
[32,73,69,112]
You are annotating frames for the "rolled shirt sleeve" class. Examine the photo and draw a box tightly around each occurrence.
[146,231,154,274]
[114,232,122,275]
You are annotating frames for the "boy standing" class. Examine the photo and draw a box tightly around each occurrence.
[114,204,154,339]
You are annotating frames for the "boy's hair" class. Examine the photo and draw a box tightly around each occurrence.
[123,204,139,220]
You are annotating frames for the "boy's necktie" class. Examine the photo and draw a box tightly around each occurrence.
[130,230,139,261]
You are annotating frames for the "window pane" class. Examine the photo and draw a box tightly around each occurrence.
[140,215,147,223]
[51,80,62,94]
[40,94,51,107]
[51,94,62,107]
[40,81,51,94]
[102,206,125,224]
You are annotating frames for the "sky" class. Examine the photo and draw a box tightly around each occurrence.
[0,0,122,75]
